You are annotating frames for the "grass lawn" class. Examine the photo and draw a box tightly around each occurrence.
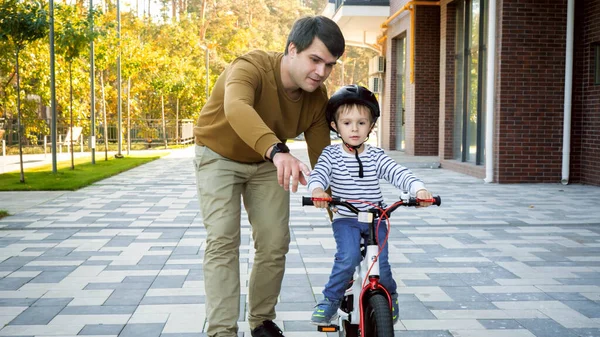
[0,154,166,191]
[0,210,8,220]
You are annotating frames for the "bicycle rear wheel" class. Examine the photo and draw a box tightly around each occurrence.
[363,293,394,337]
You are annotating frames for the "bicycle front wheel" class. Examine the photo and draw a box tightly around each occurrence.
[363,294,394,337]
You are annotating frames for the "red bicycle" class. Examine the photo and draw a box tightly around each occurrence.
[302,194,441,337]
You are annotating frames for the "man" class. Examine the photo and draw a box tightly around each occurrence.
[193,15,345,337]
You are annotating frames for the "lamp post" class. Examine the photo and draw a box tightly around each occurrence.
[90,0,95,164]
[115,0,123,158]
[50,0,57,173]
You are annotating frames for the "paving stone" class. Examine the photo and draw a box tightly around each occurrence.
[546,292,590,301]
[572,328,600,337]
[79,324,124,335]
[423,301,497,310]
[0,277,32,290]
[120,323,165,337]
[276,302,316,311]
[0,298,38,306]
[85,281,153,290]
[29,271,71,283]
[282,320,316,331]
[279,285,314,302]
[150,275,186,288]
[517,319,580,337]
[172,247,200,255]
[398,301,436,319]
[104,289,147,306]
[32,298,72,307]
[9,305,64,325]
[482,293,555,301]
[0,256,35,267]
[40,248,75,257]
[2,147,600,336]
[139,256,170,265]
[477,319,525,329]
[123,276,158,283]
[140,296,204,305]
[395,331,453,337]
[440,287,490,302]
[60,305,136,315]
[562,300,600,318]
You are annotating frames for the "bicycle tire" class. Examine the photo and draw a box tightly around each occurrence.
[363,293,394,337]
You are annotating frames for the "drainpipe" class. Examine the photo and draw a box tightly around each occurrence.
[561,0,574,185]
[484,0,497,183]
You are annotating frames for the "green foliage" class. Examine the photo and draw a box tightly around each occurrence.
[55,4,98,63]
[0,0,48,50]
[0,0,375,151]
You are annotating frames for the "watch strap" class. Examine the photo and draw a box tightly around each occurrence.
[267,143,289,162]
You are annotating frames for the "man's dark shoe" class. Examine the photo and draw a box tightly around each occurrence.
[251,320,285,337]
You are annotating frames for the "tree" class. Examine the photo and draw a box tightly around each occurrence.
[55,4,98,169]
[0,0,48,183]
[93,10,117,160]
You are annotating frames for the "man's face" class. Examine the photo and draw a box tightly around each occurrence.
[288,37,338,93]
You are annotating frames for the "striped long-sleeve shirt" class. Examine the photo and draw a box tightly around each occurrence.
[307,144,426,218]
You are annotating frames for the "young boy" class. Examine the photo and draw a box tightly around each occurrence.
[308,85,434,325]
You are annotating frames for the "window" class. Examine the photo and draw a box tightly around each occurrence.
[454,0,487,164]
[595,44,600,85]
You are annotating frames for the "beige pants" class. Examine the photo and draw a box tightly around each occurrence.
[194,145,290,337]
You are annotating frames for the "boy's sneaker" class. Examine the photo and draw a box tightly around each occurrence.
[391,293,399,324]
[311,297,341,325]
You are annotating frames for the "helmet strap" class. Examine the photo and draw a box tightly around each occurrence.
[343,142,364,178]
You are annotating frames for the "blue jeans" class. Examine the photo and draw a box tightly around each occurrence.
[322,217,397,301]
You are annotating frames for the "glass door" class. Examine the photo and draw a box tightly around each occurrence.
[395,36,406,151]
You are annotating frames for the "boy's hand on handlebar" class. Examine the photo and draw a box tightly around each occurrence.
[273,153,310,193]
[416,189,433,207]
[311,188,330,209]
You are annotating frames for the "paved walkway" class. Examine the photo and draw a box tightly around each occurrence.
[1,145,600,337]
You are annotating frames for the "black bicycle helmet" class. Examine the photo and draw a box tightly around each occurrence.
[326,85,380,132]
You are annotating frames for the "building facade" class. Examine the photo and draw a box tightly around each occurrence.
[324,0,600,186]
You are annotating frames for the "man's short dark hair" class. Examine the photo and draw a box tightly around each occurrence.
[285,15,345,58]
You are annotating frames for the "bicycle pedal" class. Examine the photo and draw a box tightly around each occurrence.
[317,325,339,332]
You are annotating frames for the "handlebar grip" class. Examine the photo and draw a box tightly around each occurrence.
[302,196,314,206]
[433,196,441,206]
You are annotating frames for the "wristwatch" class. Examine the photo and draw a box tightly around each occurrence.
[267,143,290,162]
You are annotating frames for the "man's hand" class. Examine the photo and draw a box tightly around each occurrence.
[272,153,310,193]
[415,189,433,207]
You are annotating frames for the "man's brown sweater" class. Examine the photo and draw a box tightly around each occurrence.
[193,50,331,167]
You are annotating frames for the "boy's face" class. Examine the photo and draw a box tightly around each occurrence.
[331,105,374,148]
[287,37,338,93]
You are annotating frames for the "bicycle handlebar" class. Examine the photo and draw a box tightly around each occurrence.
[302,195,441,216]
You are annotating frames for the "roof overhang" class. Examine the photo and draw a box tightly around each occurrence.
[323,2,389,51]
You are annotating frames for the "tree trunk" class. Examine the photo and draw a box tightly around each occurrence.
[16,48,25,183]
[175,96,179,145]
[199,0,207,40]
[127,77,131,155]
[161,94,167,149]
